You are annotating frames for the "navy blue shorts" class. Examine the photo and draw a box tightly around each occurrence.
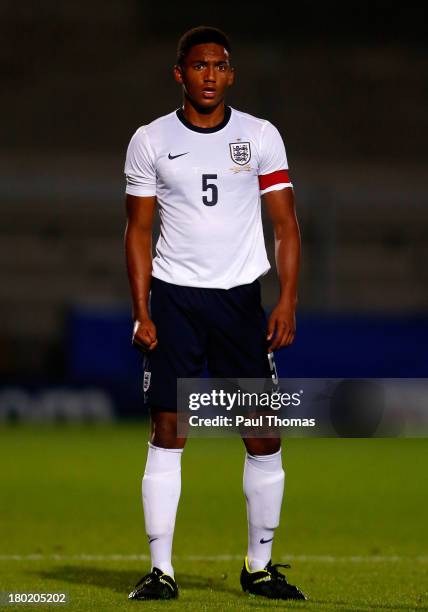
[143,277,273,412]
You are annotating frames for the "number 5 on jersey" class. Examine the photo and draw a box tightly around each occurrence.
[202,174,218,206]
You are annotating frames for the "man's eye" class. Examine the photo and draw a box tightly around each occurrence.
[194,64,204,70]
[217,65,226,71]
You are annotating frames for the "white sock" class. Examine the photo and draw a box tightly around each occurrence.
[142,442,183,578]
[243,448,285,571]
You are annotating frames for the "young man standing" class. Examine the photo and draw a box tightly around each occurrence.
[124,26,306,601]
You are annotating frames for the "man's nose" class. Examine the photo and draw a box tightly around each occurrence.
[204,66,216,81]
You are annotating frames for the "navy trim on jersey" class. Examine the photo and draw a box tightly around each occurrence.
[176,106,232,133]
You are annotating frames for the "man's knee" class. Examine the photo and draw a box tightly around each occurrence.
[150,411,186,449]
[244,437,281,456]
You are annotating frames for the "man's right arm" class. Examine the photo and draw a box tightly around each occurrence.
[125,194,158,351]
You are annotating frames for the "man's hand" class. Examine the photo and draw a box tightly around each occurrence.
[267,301,296,352]
[132,318,158,352]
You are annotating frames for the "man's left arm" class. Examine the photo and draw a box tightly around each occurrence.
[262,187,301,352]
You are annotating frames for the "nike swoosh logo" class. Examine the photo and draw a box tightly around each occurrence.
[260,537,273,544]
[148,537,158,544]
[168,152,189,160]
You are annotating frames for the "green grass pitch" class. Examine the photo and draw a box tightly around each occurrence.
[0,424,427,611]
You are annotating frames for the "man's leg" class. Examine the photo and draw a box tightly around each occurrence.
[203,282,284,570]
[140,279,205,578]
[242,437,284,571]
[203,281,305,598]
[142,411,186,578]
[240,435,306,600]
[129,279,206,600]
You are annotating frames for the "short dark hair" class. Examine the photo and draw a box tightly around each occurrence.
[176,26,231,66]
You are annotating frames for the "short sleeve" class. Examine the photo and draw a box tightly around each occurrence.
[124,127,157,197]
[258,121,293,195]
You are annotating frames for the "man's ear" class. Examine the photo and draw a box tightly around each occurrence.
[173,65,183,84]
[228,66,235,87]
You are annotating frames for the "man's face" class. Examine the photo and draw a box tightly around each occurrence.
[174,43,234,110]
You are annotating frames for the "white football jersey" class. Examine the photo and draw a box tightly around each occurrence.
[124,106,292,289]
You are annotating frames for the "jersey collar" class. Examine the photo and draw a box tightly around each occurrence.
[176,106,232,134]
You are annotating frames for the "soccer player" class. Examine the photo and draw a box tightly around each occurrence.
[124,26,306,601]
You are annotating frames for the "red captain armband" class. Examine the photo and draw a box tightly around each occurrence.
[258,169,291,191]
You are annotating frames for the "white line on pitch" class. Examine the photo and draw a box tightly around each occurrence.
[0,554,427,563]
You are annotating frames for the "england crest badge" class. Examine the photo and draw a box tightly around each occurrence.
[143,370,151,392]
[229,142,251,165]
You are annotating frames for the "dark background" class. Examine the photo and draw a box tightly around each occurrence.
[1,1,427,419]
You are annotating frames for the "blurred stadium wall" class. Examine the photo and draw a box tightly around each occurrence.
[0,1,427,419]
